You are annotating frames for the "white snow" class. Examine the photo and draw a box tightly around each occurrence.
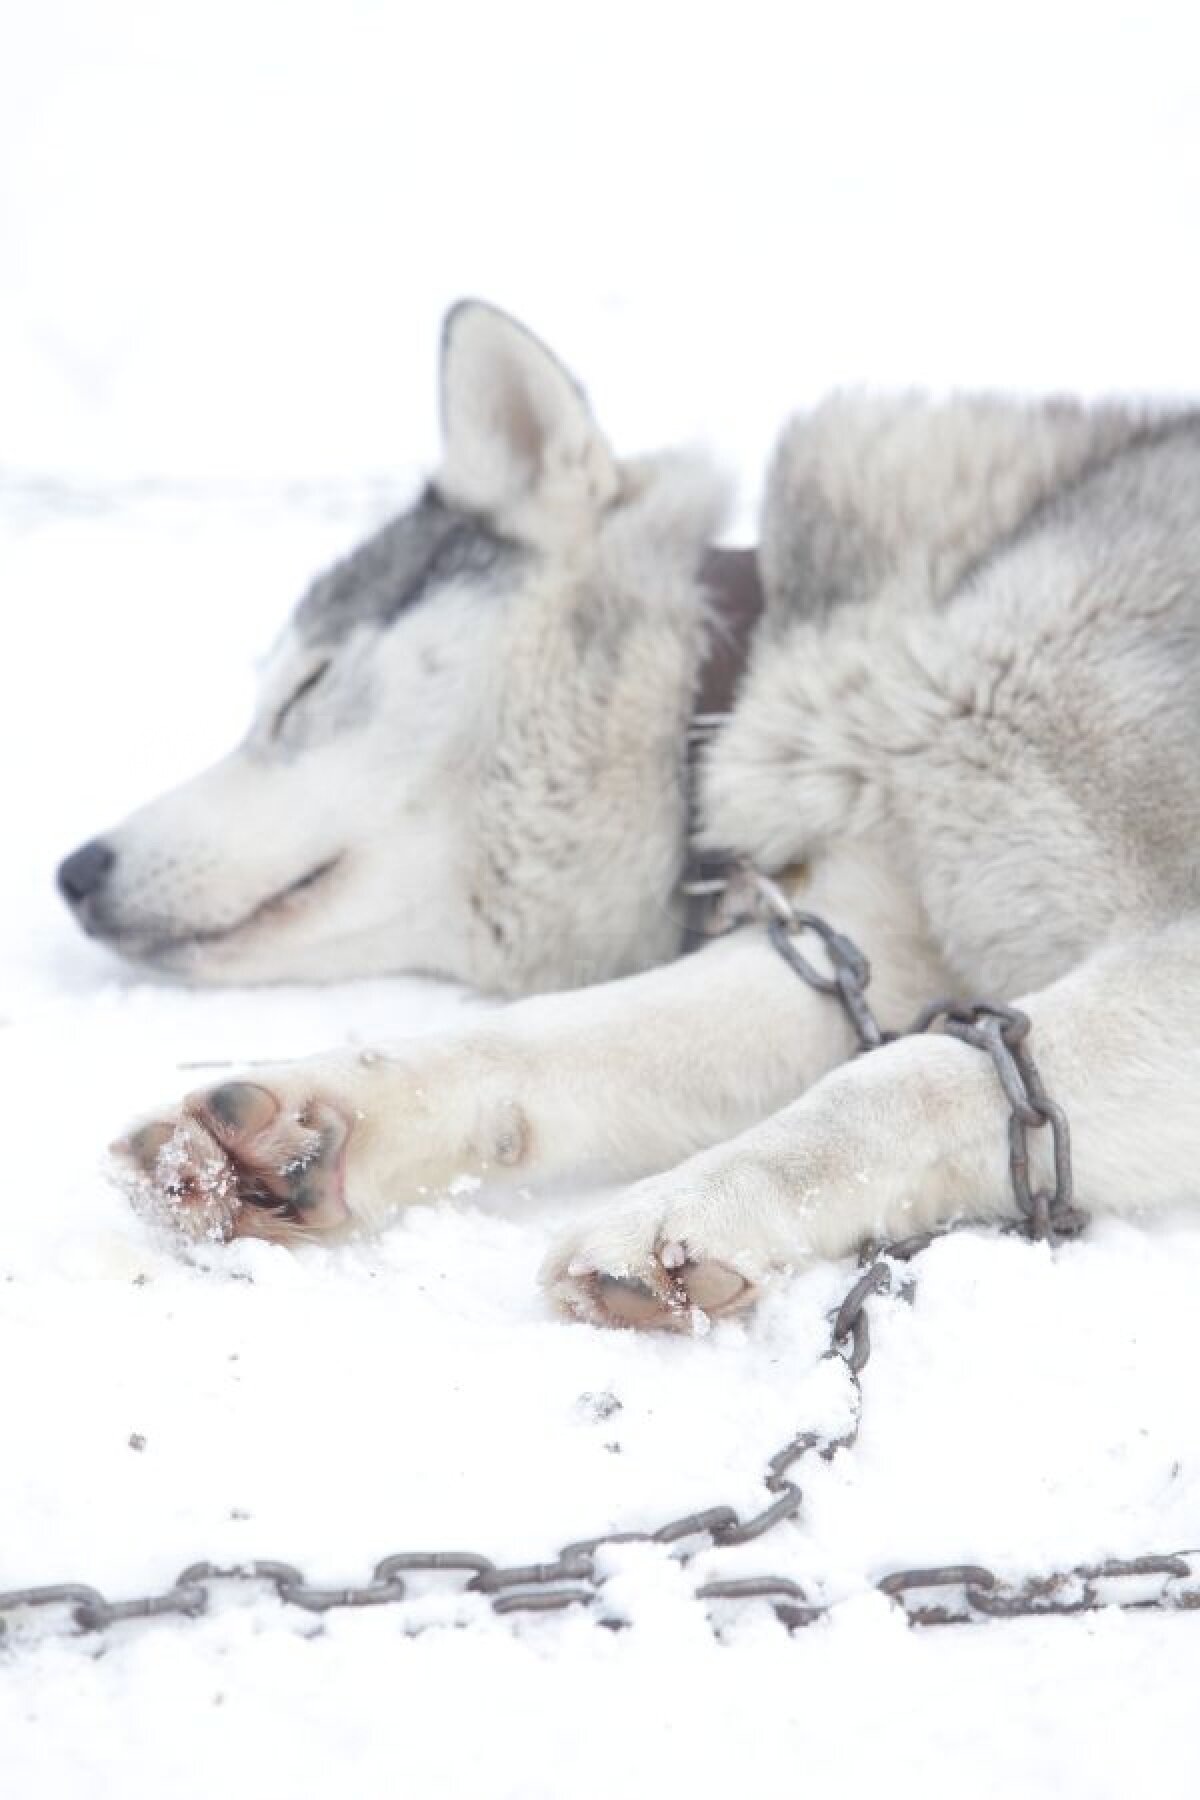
[5,2,1200,1794]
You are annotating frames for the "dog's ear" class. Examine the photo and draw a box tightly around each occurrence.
[437,301,619,539]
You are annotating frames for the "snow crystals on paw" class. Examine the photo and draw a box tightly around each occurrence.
[116,1121,242,1247]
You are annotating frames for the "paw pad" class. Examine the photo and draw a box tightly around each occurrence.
[554,1246,753,1331]
[112,1079,354,1243]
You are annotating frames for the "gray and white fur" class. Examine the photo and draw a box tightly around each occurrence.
[79,302,1200,1328]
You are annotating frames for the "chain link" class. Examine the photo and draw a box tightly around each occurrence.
[909,999,1086,1243]
[2,880,1193,1646]
[742,863,1085,1243]
[0,1237,889,1640]
[4,1239,1195,1641]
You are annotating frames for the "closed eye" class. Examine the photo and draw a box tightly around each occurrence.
[271,660,331,738]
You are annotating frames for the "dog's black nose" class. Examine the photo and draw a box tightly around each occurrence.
[57,839,116,907]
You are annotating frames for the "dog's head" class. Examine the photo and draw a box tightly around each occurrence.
[57,303,726,992]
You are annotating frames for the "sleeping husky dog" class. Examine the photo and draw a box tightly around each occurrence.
[61,302,1200,1329]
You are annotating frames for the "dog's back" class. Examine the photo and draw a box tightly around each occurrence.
[704,398,1200,993]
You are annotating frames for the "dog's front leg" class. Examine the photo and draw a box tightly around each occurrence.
[545,921,1200,1327]
[114,845,939,1243]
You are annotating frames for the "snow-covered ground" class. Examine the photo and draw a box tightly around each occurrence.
[5,2,1200,1794]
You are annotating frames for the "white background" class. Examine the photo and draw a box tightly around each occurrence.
[3,3,1200,1795]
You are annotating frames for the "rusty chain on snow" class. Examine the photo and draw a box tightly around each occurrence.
[3,873,1195,1645]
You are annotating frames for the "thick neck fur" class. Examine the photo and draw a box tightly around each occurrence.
[465,395,1167,997]
[465,451,729,994]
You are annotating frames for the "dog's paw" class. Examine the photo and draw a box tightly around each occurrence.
[541,1176,793,1331]
[112,1076,354,1245]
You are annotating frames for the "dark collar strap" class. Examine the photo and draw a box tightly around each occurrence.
[695,547,765,722]
[680,547,765,950]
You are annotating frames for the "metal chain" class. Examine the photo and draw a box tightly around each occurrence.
[2,879,1194,1645]
[739,863,1084,1243]
[0,1253,875,1642]
[909,999,1086,1243]
[5,1239,1197,1642]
